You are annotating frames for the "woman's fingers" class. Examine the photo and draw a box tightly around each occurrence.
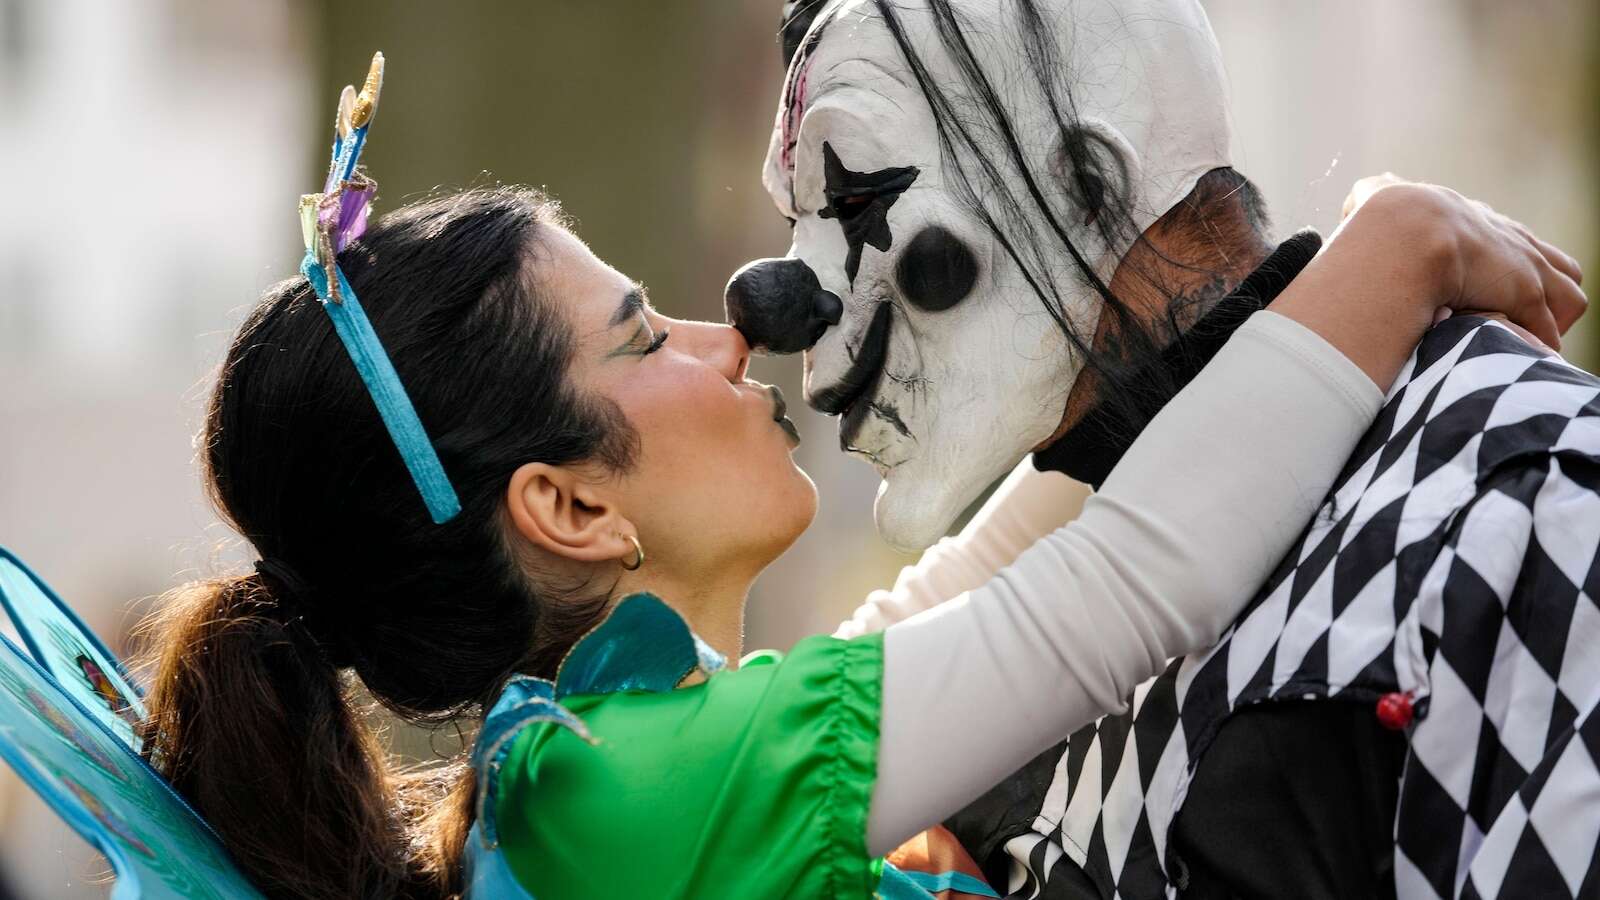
[1508,220,1587,335]
[1508,243,1566,350]
[1540,257,1589,338]
[1500,214,1587,341]
[1493,261,1564,350]
[1488,203,1586,287]
[1521,289,1565,351]
[1455,243,1558,349]
[1491,212,1580,283]
[1507,219,1584,286]
[1459,206,1586,347]
[1346,176,1586,350]
[1457,258,1579,352]
[1532,231,1584,288]
[1470,202,1587,337]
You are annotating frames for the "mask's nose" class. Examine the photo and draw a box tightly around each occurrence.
[723,257,844,355]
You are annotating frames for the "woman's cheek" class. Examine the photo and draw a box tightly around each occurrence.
[639,371,728,457]
[614,368,681,429]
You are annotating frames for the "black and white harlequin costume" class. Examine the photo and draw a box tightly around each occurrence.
[949,232,1600,900]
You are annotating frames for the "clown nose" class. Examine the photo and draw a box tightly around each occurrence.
[724,257,843,355]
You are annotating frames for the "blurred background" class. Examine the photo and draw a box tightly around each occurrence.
[0,0,1595,894]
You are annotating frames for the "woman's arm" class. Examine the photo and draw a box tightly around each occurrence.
[1277,180,1585,383]
[833,463,1091,639]
[863,183,1587,856]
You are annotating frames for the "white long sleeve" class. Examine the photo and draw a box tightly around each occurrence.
[833,463,1092,639]
[865,311,1385,856]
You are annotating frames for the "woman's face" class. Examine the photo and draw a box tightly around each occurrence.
[538,226,818,580]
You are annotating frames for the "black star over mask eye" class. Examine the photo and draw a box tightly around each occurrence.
[818,141,919,285]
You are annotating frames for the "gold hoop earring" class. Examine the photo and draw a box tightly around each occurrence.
[620,534,645,571]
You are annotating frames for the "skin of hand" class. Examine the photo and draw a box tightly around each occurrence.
[1343,173,1585,354]
[1271,178,1586,391]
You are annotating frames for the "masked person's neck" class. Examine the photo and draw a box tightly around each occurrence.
[1034,229,1325,488]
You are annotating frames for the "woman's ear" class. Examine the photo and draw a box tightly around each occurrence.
[505,462,635,564]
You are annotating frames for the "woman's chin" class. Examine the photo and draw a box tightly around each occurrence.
[732,440,818,562]
[772,463,820,549]
[788,462,819,525]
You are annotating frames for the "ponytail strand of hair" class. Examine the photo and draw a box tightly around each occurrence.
[137,576,420,899]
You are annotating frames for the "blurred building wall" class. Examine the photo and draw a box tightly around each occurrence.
[0,1,1593,894]
[1206,0,1598,367]
[0,0,308,894]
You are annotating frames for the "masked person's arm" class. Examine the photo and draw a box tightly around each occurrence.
[864,181,1587,856]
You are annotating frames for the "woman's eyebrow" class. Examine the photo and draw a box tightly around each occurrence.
[609,287,648,328]
[604,287,653,359]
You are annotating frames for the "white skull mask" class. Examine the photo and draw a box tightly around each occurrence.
[727,0,1233,551]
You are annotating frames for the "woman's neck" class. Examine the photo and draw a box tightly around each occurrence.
[614,567,752,668]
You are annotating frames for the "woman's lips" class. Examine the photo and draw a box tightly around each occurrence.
[766,384,802,448]
[777,416,802,447]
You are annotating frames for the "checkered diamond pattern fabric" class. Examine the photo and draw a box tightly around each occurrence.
[999,317,1600,899]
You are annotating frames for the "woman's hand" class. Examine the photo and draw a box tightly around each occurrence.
[1269,174,1587,390]
[1343,173,1586,349]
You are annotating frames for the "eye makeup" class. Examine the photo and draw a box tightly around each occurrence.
[643,327,671,355]
[607,317,669,360]
[606,287,670,360]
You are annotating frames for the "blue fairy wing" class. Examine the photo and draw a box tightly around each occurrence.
[0,546,147,751]
[0,631,261,898]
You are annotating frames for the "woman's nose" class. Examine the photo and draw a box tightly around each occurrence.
[676,319,750,383]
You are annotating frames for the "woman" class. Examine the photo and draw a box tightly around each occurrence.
[136,75,1584,899]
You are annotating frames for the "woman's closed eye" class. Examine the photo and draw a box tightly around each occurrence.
[643,326,671,355]
[607,287,673,360]
[608,320,669,359]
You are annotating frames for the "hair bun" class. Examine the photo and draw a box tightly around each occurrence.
[254,557,311,600]
[252,558,355,668]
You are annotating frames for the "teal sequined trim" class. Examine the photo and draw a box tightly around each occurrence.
[472,594,725,849]
[554,593,726,697]
[469,676,590,849]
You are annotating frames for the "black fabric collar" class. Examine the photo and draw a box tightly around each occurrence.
[1033,229,1324,488]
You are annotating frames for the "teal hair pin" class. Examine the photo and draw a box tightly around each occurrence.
[299,52,462,525]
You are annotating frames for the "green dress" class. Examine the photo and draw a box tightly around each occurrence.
[461,593,996,900]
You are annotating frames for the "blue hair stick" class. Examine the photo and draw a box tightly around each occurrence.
[300,52,463,525]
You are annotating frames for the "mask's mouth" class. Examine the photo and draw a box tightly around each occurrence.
[805,302,892,418]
